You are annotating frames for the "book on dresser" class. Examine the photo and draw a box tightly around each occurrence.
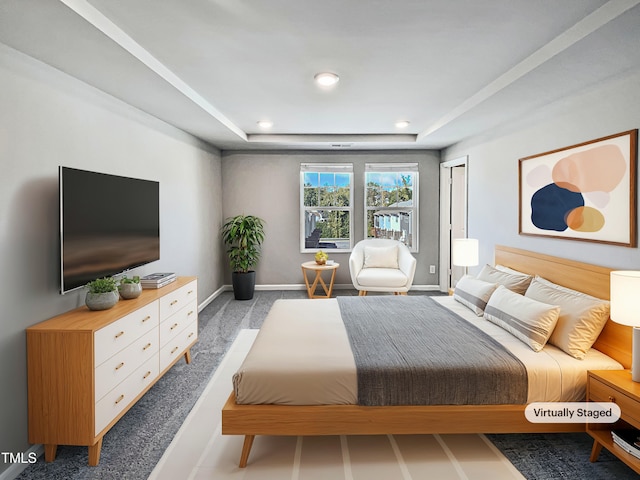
[612,430,640,460]
[141,272,176,289]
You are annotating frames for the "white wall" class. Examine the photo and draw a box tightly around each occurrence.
[221,150,441,288]
[443,68,640,273]
[0,44,224,475]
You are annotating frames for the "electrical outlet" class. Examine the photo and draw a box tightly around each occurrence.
[429,265,436,274]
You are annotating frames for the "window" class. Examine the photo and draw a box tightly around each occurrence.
[365,163,419,251]
[301,164,353,252]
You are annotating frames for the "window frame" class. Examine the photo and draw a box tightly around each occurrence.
[300,163,354,253]
[364,163,419,252]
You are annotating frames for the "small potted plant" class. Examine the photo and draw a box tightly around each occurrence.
[315,250,328,265]
[221,214,266,300]
[119,275,142,299]
[85,277,119,311]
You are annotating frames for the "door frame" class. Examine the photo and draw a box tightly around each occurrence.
[439,156,468,292]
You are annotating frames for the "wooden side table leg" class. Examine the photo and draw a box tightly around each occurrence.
[589,439,603,463]
[310,271,322,297]
[184,348,192,364]
[327,268,337,297]
[44,444,57,462]
[302,267,313,298]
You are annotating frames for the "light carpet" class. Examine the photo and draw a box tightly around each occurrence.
[149,329,526,480]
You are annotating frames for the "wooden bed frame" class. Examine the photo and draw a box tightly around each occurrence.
[222,245,632,467]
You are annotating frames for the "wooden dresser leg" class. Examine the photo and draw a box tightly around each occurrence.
[590,439,603,462]
[184,348,192,364]
[88,437,103,466]
[44,444,57,462]
[239,435,255,468]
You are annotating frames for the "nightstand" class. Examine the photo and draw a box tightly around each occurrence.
[587,370,640,474]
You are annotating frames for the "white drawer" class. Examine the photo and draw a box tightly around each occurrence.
[160,319,198,372]
[95,355,159,435]
[94,302,159,366]
[94,327,159,402]
[159,280,197,320]
[160,300,197,347]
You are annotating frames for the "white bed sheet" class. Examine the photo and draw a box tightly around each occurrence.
[233,296,623,405]
[433,296,623,402]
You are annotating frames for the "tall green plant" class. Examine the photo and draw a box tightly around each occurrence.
[221,214,266,273]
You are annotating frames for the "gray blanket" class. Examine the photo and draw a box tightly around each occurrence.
[337,296,528,406]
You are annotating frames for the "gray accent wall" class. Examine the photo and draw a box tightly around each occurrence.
[443,68,640,273]
[0,45,224,475]
[221,150,441,288]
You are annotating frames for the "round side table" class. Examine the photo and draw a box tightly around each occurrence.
[301,261,340,299]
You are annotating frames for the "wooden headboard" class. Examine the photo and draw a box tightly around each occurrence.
[494,245,631,368]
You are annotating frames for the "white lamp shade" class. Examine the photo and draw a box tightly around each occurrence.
[610,271,640,327]
[452,238,479,267]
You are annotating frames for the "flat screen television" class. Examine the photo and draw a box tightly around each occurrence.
[59,166,160,293]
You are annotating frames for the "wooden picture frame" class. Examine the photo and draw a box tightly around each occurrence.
[519,129,638,246]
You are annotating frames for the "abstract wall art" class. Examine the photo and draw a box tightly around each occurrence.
[519,129,637,246]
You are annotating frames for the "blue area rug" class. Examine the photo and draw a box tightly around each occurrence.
[15,291,639,479]
[488,432,638,479]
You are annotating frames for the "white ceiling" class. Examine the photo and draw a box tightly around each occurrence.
[1,0,639,151]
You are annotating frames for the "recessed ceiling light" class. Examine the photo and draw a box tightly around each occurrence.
[314,72,340,87]
[257,120,273,129]
[395,121,410,129]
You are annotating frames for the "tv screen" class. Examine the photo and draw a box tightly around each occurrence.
[59,167,160,293]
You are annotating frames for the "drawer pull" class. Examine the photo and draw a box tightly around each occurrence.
[188,332,194,338]
[115,394,125,405]
[115,362,125,370]
[609,395,616,403]
[188,310,194,316]
[188,290,194,295]
[142,315,151,323]
[143,343,152,351]
[115,331,125,339]
[143,371,152,379]
[171,346,179,354]
[170,323,179,330]
[170,300,178,306]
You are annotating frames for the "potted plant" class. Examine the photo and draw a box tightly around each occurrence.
[85,277,119,311]
[119,275,142,299]
[221,214,266,300]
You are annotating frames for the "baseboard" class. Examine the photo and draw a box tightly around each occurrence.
[0,444,42,480]
[223,283,442,292]
[198,285,227,311]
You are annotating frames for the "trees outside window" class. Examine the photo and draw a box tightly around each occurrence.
[300,164,353,252]
[365,164,419,251]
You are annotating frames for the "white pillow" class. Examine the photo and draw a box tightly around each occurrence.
[363,245,399,269]
[525,276,610,359]
[453,275,498,316]
[476,264,533,295]
[484,285,560,352]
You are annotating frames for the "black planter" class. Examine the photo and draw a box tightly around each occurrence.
[232,271,256,300]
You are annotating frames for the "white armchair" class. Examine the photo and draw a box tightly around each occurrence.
[349,239,417,295]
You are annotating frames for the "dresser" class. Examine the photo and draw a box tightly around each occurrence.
[27,277,198,466]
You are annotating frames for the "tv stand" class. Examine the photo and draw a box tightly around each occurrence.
[27,276,198,466]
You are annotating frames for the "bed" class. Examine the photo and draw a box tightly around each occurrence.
[222,245,632,467]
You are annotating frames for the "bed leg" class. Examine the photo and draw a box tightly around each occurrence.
[239,435,255,468]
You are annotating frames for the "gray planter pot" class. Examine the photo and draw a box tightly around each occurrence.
[119,282,142,299]
[86,291,119,311]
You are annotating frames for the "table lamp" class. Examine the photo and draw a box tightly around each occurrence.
[452,238,479,275]
[610,271,640,382]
